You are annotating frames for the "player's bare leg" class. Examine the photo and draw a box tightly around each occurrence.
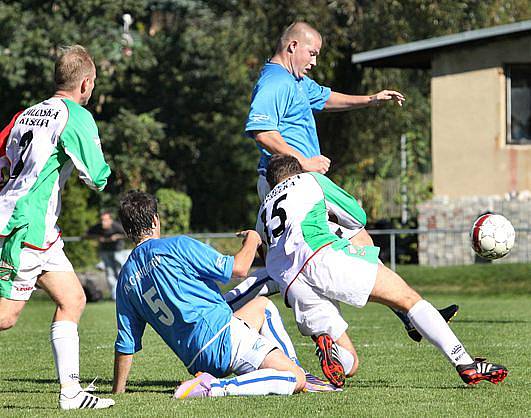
[37,271,115,409]
[234,296,305,390]
[334,332,359,377]
[369,264,507,384]
[349,230,459,342]
[0,298,26,330]
[259,348,306,393]
[348,229,373,246]
[38,271,86,323]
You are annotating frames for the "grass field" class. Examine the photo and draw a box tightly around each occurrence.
[1,264,530,417]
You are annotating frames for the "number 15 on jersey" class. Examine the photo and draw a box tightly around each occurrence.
[260,194,288,246]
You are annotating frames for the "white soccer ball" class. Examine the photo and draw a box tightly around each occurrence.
[470,213,515,260]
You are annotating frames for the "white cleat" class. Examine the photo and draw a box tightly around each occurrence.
[59,390,115,410]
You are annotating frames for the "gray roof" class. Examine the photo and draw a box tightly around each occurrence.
[351,20,531,68]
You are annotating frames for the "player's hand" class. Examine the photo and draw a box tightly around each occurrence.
[301,155,331,174]
[236,230,262,247]
[373,90,405,107]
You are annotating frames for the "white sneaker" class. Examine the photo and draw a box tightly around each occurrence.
[59,390,115,410]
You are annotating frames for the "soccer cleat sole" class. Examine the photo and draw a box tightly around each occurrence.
[313,335,345,388]
[461,368,508,385]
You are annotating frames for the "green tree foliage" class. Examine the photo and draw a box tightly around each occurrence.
[1,0,529,233]
[155,188,192,234]
[59,178,99,268]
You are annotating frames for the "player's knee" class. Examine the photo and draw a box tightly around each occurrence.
[0,314,19,330]
[58,290,86,316]
[345,353,359,377]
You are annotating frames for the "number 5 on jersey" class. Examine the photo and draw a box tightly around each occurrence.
[142,286,175,326]
[260,194,288,246]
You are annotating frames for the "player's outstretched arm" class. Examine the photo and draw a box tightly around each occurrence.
[254,130,330,174]
[232,230,262,279]
[112,351,134,393]
[324,90,405,111]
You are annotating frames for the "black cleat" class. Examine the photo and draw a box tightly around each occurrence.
[312,334,345,388]
[406,304,459,342]
[456,357,508,385]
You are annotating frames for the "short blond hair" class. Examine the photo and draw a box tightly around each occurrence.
[275,22,321,53]
[54,45,95,91]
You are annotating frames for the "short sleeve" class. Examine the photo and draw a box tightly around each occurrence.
[310,172,367,226]
[177,237,235,284]
[245,79,293,135]
[303,77,331,112]
[60,100,111,191]
[115,292,147,354]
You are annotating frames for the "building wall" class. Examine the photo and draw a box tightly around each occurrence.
[417,195,530,266]
[431,35,531,198]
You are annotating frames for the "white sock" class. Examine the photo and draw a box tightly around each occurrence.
[260,301,300,366]
[335,344,355,375]
[407,300,473,366]
[210,369,297,396]
[223,268,279,311]
[50,321,82,394]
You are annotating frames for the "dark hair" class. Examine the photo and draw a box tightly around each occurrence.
[266,154,303,187]
[119,190,158,243]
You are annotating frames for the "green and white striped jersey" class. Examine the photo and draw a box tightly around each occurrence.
[256,172,367,289]
[0,98,110,250]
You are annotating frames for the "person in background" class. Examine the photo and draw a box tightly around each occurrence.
[87,210,126,300]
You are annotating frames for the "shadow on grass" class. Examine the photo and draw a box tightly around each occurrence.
[2,377,179,395]
[456,319,529,324]
[350,379,470,390]
[1,405,51,411]
[125,381,174,394]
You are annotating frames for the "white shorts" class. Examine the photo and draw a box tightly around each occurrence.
[229,316,277,375]
[0,238,73,301]
[286,244,380,341]
[258,174,362,240]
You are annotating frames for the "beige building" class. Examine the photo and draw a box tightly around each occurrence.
[352,21,531,266]
[352,20,531,198]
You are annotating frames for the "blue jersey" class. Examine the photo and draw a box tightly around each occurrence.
[115,236,235,377]
[245,62,331,173]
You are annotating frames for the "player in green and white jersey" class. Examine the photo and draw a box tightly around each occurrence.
[0,46,115,409]
[256,155,508,388]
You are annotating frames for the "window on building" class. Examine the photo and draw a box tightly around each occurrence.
[506,65,531,145]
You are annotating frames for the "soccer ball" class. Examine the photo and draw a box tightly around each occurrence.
[470,213,515,260]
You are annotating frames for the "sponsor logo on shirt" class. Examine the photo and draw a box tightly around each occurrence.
[215,256,226,270]
[252,338,266,352]
[250,114,270,122]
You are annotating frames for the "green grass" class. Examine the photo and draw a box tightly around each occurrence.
[1,265,530,417]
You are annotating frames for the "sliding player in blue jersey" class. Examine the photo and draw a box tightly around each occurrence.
[112,191,334,399]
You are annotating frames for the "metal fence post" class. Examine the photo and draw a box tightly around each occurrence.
[390,232,396,271]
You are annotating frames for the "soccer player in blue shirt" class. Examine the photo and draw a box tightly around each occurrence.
[112,191,309,398]
[245,21,404,203]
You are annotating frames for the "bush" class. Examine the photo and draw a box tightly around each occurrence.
[156,188,192,235]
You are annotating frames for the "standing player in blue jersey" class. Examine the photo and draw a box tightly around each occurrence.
[246,21,404,203]
[113,191,322,399]
[233,21,457,347]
